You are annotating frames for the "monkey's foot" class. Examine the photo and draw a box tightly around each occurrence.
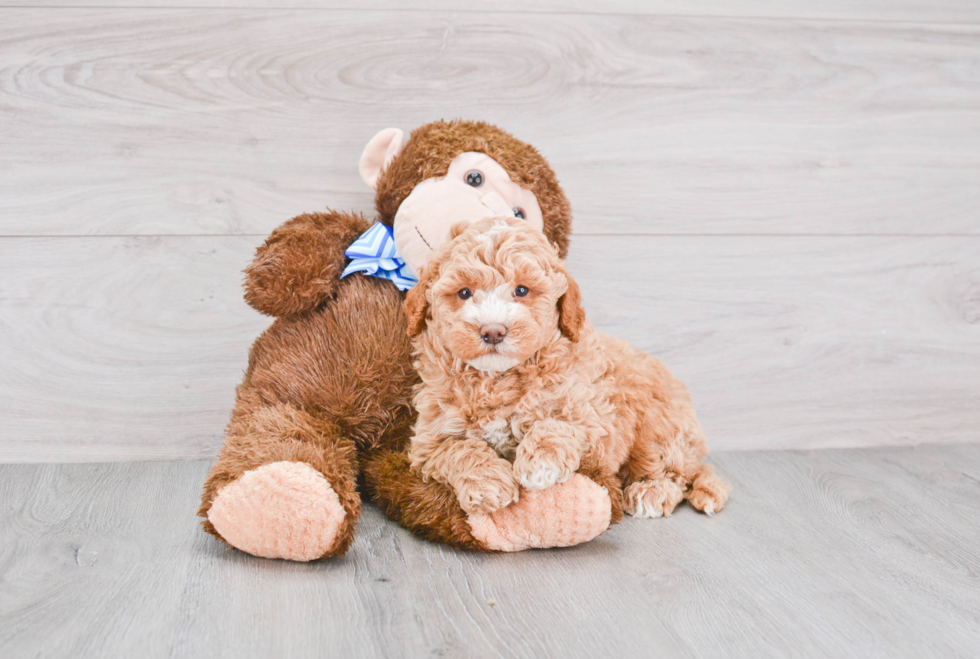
[467,474,611,551]
[208,461,347,561]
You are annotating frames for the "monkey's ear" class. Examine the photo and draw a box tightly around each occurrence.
[557,269,586,342]
[359,127,407,189]
[404,264,436,338]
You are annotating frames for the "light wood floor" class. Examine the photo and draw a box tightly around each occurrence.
[2,444,979,658]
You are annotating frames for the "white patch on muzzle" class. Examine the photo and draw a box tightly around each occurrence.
[467,353,520,374]
[460,286,524,374]
[460,286,522,328]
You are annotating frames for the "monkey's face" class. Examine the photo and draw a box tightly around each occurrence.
[391,152,544,278]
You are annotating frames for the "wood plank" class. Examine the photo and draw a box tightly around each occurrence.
[1,234,977,461]
[0,461,211,658]
[6,2,980,24]
[2,446,979,657]
[0,236,262,462]
[1,10,978,237]
[583,235,980,451]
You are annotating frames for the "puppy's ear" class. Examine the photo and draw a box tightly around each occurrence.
[558,269,586,342]
[448,220,470,241]
[404,265,435,338]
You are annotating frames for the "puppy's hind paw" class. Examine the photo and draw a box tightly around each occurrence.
[686,466,731,516]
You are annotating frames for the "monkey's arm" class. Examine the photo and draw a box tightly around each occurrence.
[244,210,372,317]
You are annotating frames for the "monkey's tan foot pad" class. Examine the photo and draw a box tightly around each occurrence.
[208,461,346,561]
[467,473,611,552]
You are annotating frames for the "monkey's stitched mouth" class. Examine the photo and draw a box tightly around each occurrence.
[414,226,433,251]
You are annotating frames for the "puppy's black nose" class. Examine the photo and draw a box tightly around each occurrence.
[480,324,507,345]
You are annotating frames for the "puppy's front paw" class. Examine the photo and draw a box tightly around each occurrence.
[624,478,685,519]
[455,460,520,515]
[513,449,577,491]
[518,464,564,490]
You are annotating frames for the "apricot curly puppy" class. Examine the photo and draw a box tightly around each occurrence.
[405,217,730,520]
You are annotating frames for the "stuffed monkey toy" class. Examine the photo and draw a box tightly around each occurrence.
[198,120,622,561]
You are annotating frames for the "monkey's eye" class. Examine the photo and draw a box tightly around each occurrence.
[513,208,526,220]
[514,285,529,298]
[465,170,484,187]
[458,288,473,300]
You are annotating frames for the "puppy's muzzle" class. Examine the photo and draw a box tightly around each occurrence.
[480,324,507,345]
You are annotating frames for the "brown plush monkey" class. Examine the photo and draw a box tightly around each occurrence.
[198,120,622,561]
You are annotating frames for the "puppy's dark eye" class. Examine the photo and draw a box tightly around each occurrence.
[514,285,529,298]
[458,288,473,300]
[513,208,526,219]
[465,171,483,187]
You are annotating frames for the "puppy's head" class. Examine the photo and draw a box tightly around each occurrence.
[405,217,584,373]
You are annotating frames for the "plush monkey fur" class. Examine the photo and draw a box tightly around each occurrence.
[198,120,621,560]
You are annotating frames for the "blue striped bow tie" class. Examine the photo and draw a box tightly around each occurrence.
[341,222,419,291]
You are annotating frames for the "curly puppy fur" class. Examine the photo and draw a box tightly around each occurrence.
[199,120,607,558]
[405,218,730,519]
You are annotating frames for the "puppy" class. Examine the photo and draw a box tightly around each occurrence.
[405,217,730,519]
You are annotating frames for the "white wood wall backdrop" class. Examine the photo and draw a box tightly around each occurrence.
[2,10,980,236]
[8,2,980,23]
[0,5,978,460]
